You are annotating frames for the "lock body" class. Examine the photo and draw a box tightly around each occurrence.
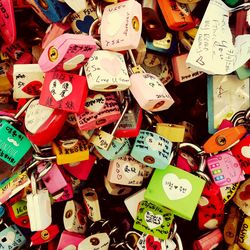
[57,231,85,250]
[78,233,110,250]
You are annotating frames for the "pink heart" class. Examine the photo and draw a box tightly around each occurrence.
[101,57,121,76]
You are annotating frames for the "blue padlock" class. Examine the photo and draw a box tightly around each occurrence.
[130,130,173,169]
[95,138,131,161]
[34,0,72,23]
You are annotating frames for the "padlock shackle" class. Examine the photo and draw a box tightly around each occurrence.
[33,154,56,162]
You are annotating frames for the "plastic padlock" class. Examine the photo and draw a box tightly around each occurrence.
[63,200,87,234]
[238,216,250,249]
[75,92,121,131]
[38,33,96,72]
[39,69,88,114]
[84,50,131,92]
[57,230,85,250]
[107,155,145,186]
[13,64,44,99]
[24,98,67,146]
[156,123,185,142]
[78,233,110,250]
[131,130,173,169]
[100,0,142,51]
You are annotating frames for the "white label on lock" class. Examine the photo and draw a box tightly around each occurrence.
[85,94,106,113]
[144,211,163,229]
[162,173,192,200]
[49,79,73,101]
[122,163,140,180]
[145,136,165,151]
[25,99,54,134]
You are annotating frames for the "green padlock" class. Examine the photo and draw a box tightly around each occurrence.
[145,165,206,220]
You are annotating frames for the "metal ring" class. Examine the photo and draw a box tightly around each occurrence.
[89,19,101,39]
[124,231,141,250]
[32,154,56,161]
[175,233,183,250]
[169,222,177,240]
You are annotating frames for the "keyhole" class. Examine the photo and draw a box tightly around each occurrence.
[90,237,100,246]
[1,237,6,243]
[216,136,226,146]
[48,46,59,62]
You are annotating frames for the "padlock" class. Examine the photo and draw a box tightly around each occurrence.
[63,200,87,234]
[231,135,250,174]
[107,155,145,186]
[24,98,67,146]
[142,7,166,41]
[38,33,96,72]
[0,223,26,249]
[95,137,131,161]
[37,161,68,194]
[1,39,27,61]
[104,176,133,196]
[145,165,206,220]
[33,0,72,22]
[0,0,16,45]
[52,139,89,165]
[130,130,173,169]
[70,0,98,35]
[233,178,250,216]
[57,230,85,250]
[206,150,245,187]
[133,199,174,240]
[13,64,44,99]
[39,69,88,114]
[82,187,101,222]
[220,182,240,204]
[238,216,250,249]
[75,92,121,131]
[84,50,131,92]
[171,53,203,83]
[157,0,195,31]
[100,0,142,51]
[142,52,173,85]
[26,172,52,232]
[78,232,110,250]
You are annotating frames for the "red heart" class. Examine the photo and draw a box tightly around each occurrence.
[239,184,250,200]
[22,81,42,96]
[146,235,161,250]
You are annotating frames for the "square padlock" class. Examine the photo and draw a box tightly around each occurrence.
[129,73,174,112]
[100,0,142,51]
[130,130,173,169]
[84,50,131,91]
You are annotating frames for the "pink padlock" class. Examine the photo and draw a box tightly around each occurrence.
[129,72,174,112]
[38,33,96,72]
[37,162,68,195]
[57,230,85,250]
[75,93,121,131]
[100,0,142,51]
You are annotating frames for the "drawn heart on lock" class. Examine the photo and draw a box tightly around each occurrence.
[144,54,161,67]
[239,184,250,200]
[241,145,250,158]
[106,11,123,37]
[144,211,163,229]
[22,80,42,96]
[85,94,105,113]
[145,136,165,151]
[122,163,138,180]
[162,173,192,200]
[101,57,121,76]
[146,235,161,250]
[63,54,85,71]
[76,15,95,33]
[49,79,73,101]
[1,231,15,245]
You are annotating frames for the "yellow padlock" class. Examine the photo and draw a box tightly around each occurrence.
[156,123,185,142]
[238,216,250,249]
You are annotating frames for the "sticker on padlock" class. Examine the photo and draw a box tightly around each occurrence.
[82,188,101,222]
[24,98,67,146]
[133,200,174,240]
[33,0,72,22]
[84,50,131,91]
[37,161,68,194]
[57,230,85,250]
[52,139,89,165]
[238,216,250,249]
[0,224,26,249]
[95,137,131,161]
[70,0,97,35]
[75,93,121,131]
[131,130,173,169]
[107,155,145,186]
[104,176,133,196]
[13,64,44,99]
[100,0,142,51]
[39,70,88,113]
[206,150,245,187]
[78,233,110,250]
[145,165,206,220]
[11,199,27,218]
[129,72,174,112]
[38,33,96,72]
[26,172,52,232]
[233,178,250,216]
[63,200,87,234]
